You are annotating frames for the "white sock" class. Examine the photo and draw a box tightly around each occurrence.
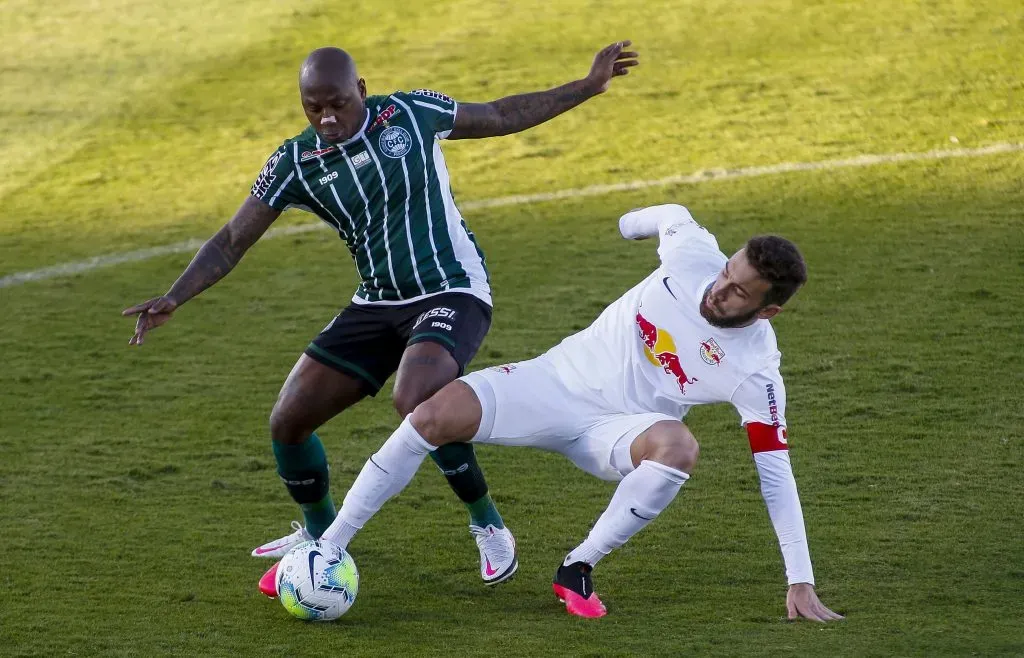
[566,460,689,567]
[321,418,434,549]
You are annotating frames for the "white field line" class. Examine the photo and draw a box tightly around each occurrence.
[2,142,1020,289]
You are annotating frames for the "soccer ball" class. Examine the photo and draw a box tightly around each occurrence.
[274,540,359,621]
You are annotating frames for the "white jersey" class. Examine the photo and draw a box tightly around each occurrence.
[462,204,814,585]
[546,204,788,441]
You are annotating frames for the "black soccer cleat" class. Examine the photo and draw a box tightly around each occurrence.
[552,560,607,618]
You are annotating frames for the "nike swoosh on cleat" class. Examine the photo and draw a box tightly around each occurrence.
[253,545,284,555]
[485,558,499,577]
[630,507,654,521]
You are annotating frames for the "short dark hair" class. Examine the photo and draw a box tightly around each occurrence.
[744,235,807,306]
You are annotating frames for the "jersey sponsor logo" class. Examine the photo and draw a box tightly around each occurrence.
[699,337,725,366]
[412,89,454,104]
[252,151,284,197]
[491,364,517,375]
[765,383,781,427]
[351,151,372,168]
[369,104,400,131]
[414,307,458,327]
[379,125,412,158]
[636,310,698,394]
[300,146,337,162]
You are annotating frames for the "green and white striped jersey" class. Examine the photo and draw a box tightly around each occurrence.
[251,90,490,305]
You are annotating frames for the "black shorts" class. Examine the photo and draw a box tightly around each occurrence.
[304,292,492,395]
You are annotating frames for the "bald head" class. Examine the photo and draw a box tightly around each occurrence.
[298,47,367,144]
[300,47,358,90]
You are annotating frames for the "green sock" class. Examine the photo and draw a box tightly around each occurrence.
[430,443,505,529]
[466,494,504,530]
[272,433,337,539]
[299,496,336,540]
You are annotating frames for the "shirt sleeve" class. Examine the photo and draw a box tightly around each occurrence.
[731,367,787,431]
[408,89,459,139]
[618,204,720,261]
[733,369,815,585]
[250,146,305,210]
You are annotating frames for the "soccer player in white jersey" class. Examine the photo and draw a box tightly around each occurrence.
[315,204,843,621]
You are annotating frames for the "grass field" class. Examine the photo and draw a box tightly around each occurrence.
[1,0,1023,655]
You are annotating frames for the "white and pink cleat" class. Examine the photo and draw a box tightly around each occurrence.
[469,524,518,586]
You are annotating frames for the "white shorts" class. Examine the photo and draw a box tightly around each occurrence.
[460,356,678,482]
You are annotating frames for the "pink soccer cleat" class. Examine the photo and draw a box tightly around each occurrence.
[552,561,607,618]
[258,561,281,598]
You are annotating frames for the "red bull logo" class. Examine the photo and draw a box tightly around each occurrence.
[636,311,698,394]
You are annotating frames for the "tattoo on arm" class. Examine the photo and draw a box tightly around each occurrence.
[448,79,596,140]
[166,196,280,304]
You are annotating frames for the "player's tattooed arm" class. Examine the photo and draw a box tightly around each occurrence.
[165,196,280,303]
[121,196,280,345]
[447,41,638,140]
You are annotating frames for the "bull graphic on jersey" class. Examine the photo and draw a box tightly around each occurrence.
[636,311,698,394]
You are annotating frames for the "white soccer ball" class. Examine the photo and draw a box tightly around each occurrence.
[275,540,359,621]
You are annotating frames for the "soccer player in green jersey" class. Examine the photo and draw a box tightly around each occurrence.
[122,41,639,590]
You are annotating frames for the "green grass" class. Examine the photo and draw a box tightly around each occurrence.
[1,0,1023,655]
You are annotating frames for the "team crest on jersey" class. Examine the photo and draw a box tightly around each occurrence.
[413,89,454,104]
[379,125,412,158]
[251,151,283,197]
[300,146,337,162]
[369,104,400,131]
[699,338,725,366]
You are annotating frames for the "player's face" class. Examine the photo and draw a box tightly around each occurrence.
[301,77,367,143]
[700,248,781,328]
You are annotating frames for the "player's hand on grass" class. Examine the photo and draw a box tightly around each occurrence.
[786,583,844,622]
[585,41,639,94]
[122,295,178,345]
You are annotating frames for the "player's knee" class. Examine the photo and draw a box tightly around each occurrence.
[645,424,700,473]
[269,396,307,445]
[392,384,426,418]
[408,382,479,446]
[409,396,447,443]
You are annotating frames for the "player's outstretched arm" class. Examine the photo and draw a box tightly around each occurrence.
[121,196,281,345]
[751,440,843,622]
[446,41,638,140]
